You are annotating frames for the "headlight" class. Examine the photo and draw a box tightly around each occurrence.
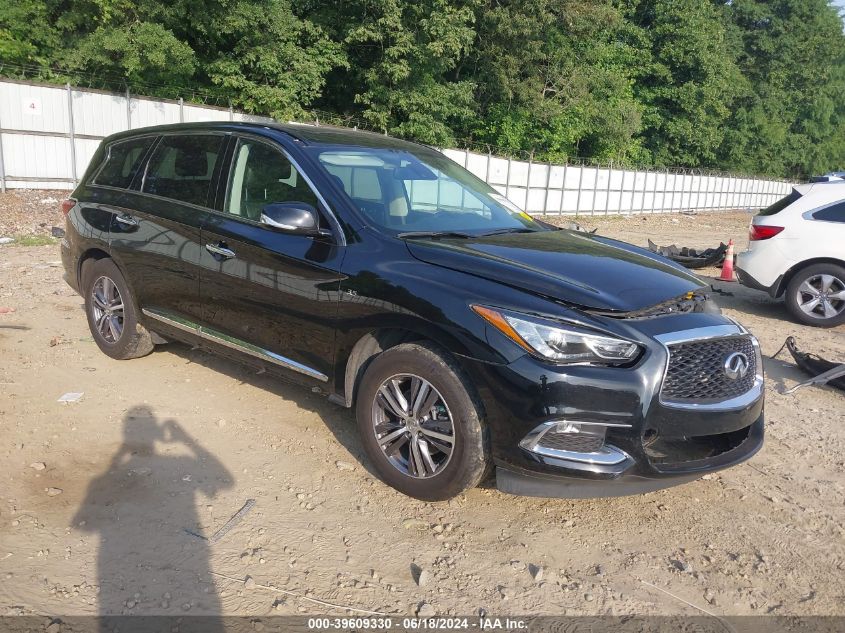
[472,305,641,366]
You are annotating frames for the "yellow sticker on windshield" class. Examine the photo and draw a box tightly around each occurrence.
[519,212,533,221]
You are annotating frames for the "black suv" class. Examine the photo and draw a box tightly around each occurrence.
[60,122,764,500]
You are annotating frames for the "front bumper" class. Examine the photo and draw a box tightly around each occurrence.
[460,312,765,498]
[496,413,763,498]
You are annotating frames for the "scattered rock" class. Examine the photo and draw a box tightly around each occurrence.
[403,518,428,530]
[584,593,595,602]
[417,603,435,617]
[46,622,61,633]
[335,460,356,471]
[45,487,63,497]
[528,564,544,581]
[672,558,692,573]
[244,576,256,589]
[417,570,431,587]
[0,237,14,245]
[30,462,46,471]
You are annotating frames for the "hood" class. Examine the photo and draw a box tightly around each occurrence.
[406,229,707,312]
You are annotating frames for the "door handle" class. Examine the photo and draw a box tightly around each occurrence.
[205,243,236,259]
[114,214,138,227]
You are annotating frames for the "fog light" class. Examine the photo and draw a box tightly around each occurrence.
[520,420,629,466]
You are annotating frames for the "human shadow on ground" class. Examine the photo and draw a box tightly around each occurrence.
[73,405,233,632]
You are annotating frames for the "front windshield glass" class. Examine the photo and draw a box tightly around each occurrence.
[310,146,545,235]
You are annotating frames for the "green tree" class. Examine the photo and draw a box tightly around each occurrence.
[719,0,845,178]
[468,0,647,163]
[0,0,59,67]
[624,0,745,168]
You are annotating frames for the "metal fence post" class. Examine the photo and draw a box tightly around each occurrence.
[484,147,491,185]
[620,168,627,215]
[604,160,613,215]
[179,97,184,122]
[559,162,567,215]
[0,103,6,193]
[526,153,534,213]
[125,85,132,129]
[66,83,78,186]
[591,163,599,215]
[542,160,552,215]
[575,162,584,215]
[640,168,649,213]
[504,156,512,202]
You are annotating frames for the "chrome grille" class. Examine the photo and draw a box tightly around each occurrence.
[662,336,757,403]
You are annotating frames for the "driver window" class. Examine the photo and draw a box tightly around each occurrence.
[225,139,320,221]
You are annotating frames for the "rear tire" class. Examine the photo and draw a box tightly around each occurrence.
[83,258,154,359]
[355,342,489,501]
[784,263,845,328]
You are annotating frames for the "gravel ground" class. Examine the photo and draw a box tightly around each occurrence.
[1,193,844,621]
[0,190,68,240]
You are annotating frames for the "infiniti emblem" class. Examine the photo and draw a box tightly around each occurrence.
[723,352,750,380]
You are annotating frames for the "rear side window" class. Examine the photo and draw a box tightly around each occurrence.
[142,135,224,207]
[93,137,155,189]
[759,190,801,216]
[813,202,845,223]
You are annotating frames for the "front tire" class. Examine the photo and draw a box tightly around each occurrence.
[83,258,154,359]
[784,263,845,328]
[355,343,489,501]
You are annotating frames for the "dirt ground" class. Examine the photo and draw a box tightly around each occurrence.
[1,191,844,621]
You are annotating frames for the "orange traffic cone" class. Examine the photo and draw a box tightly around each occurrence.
[719,239,736,282]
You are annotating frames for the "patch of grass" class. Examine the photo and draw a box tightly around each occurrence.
[10,235,58,247]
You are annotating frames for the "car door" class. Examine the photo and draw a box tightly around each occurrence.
[108,133,226,331]
[198,135,345,387]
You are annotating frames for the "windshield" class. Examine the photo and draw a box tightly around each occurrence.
[309,145,545,236]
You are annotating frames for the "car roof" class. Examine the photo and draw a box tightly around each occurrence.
[795,180,845,196]
[104,121,432,152]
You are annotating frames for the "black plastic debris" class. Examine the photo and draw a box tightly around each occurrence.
[774,336,845,394]
[535,218,597,234]
[647,239,728,269]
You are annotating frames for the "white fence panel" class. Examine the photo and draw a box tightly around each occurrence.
[72,89,126,137]
[0,78,797,209]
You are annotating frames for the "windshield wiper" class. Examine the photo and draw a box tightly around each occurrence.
[396,230,475,239]
[476,227,539,237]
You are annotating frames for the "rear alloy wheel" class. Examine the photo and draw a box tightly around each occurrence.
[90,276,125,343]
[83,258,155,359]
[785,263,845,327]
[356,343,489,500]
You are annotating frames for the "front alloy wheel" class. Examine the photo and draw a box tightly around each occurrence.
[355,342,489,500]
[372,374,456,479]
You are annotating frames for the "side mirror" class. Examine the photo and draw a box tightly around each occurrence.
[260,202,330,237]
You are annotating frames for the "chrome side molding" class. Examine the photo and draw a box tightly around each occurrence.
[141,308,328,382]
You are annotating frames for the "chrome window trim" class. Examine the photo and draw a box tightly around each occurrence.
[654,322,764,411]
[90,133,159,190]
[142,308,328,382]
[223,132,347,246]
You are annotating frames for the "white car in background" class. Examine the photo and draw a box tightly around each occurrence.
[736,181,845,327]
